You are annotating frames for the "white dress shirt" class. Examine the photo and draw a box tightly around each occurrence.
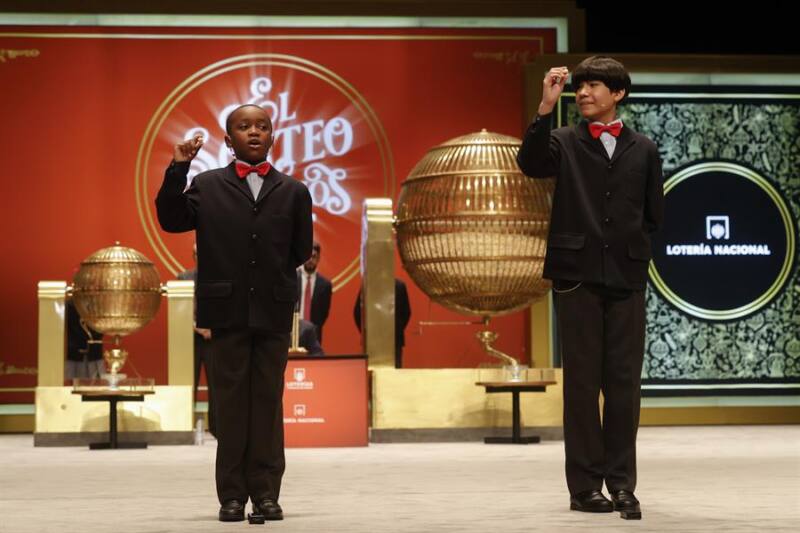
[591,119,623,158]
[245,170,264,200]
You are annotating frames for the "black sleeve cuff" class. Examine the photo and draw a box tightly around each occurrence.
[169,160,191,170]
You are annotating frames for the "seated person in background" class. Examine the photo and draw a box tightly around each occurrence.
[298,319,324,357]
[65,299,104,380]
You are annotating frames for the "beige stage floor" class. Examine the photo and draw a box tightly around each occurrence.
[0,425,798,533]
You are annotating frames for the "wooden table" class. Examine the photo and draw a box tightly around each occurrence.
[72,390,155,450]
[476,381,557,444]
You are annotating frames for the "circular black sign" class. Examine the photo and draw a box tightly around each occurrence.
[649,161,795,321]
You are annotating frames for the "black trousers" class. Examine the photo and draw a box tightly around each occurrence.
[208,328,289,504]
[193,333,215,436]
[554,281,646,496]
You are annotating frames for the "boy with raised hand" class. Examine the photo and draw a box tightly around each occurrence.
[517,56,664,520]
[156,104,313,522]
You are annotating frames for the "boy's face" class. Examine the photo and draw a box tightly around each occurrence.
[575,80,626,122]
[225,106,273,163]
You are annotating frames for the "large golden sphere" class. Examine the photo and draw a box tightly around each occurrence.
[71,243,162,337]
[396,130,553,317]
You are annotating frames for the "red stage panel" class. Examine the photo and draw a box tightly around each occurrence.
[284,356,368,447]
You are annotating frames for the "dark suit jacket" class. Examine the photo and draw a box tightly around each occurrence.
[156,161,313,332]
[516,114,664,290]
[297,271,332,343]
[354,279,411,348]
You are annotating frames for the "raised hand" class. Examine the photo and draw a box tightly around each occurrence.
[173,134,204,163]
[539,66,569,115]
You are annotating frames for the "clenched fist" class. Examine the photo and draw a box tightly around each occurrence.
[538,66,569,115]
[174,134,204,163]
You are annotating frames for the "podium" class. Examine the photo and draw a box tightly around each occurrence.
[284,355,368,447]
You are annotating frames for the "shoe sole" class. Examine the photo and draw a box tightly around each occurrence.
[570,503,613,513]
[218,514,245,522]
[247,513,266,524]
[613,502,642,520]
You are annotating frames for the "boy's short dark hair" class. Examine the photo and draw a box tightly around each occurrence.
[572,56,631,104]
[224,104,267,135]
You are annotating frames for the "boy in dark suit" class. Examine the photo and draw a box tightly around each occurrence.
[156,104,313,522]
[517,56,664,520]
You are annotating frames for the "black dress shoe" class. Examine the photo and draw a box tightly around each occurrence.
[610,490,641,520]
[253,498,283,521]
[570,489,613,513]
[218,500,245,522]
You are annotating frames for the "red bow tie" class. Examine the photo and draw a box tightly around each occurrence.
[589,122,623,139]
[235,160,271,178]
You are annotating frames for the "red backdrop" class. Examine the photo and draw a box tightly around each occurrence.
[0,24,557,403]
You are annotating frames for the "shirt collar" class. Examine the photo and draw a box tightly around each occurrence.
[590,118,623,127]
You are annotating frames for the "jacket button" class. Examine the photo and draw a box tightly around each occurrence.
[605,191,612,198]
[251,233,257,240]
[249,287,255,294]
[252,207,258,214]
[604,217,611,224]
[250,260,257,266]
[603,244,610,250]
[607,164,613,170]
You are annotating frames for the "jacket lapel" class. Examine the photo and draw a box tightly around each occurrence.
[222,163,284,205]
[576,121,637,164]
[609,126,637,165]
[255,166,282,205]
[576,121,611,161]
[222,162,255,203]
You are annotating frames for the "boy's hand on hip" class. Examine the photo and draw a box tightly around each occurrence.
[539,67,569,115]
[173,134,204,163]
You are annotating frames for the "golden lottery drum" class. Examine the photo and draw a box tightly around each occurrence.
[71,244,162,336]
[395,130,553,316]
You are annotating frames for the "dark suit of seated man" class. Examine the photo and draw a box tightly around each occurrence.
[298,319,324,357]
